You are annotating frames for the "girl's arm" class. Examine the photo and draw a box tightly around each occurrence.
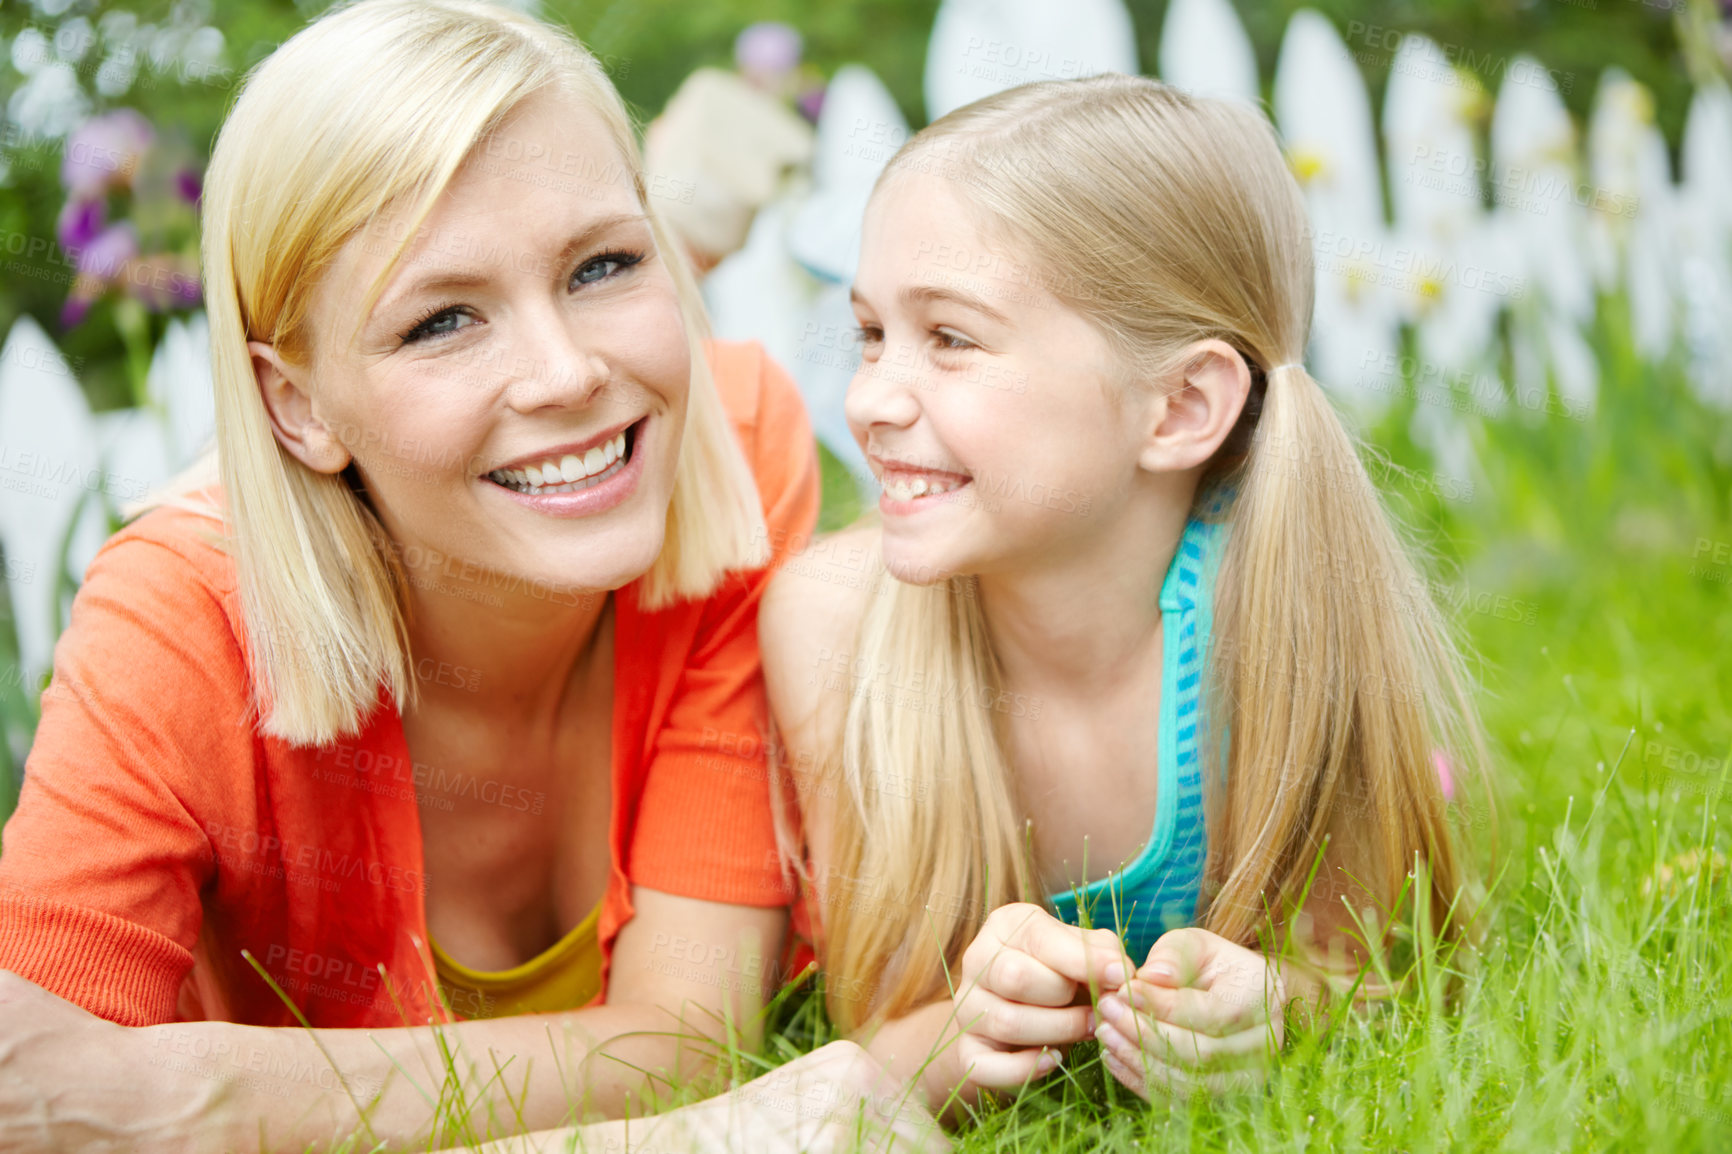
[759,544,1124,1121]
[849,907,1124,1121]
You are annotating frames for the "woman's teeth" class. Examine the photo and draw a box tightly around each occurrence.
[883,475,967,502]
[489,431,628,494]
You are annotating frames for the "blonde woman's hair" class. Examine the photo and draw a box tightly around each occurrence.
[815,74,1490,1031]
[132,0,767,747]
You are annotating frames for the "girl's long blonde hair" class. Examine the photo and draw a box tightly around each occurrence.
[816,74,1490,1031]
[133,0,767,747]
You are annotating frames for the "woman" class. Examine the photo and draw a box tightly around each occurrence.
[0,2,944,1151]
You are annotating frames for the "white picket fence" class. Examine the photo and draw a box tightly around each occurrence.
[2,0,1730,721]
[706,0,1732,490]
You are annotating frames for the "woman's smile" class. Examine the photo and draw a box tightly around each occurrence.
[482,414,648,517]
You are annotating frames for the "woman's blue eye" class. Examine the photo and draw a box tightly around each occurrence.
[573,249,643,287]
[402,307,472,344]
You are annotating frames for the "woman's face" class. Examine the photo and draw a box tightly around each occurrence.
[846,168,1153,585]
[285,87,689,605]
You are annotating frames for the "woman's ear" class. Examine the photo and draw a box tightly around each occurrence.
[1136,340,1252,475]
[250,340,353,475]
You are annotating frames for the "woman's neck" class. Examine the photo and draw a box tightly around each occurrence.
[400,571,613,734]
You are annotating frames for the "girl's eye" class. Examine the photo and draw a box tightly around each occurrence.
[934,328,976,352]
[572,249,644,288]
[852,324,883,347]
[401,306,474,345]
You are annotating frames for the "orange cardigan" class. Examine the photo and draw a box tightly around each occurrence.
[0,340,818,1029]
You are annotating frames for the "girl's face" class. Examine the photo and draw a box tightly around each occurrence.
[281,88,689,605]
[846,169,1154,584]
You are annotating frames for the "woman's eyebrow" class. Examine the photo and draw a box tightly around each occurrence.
[376,211,648,315]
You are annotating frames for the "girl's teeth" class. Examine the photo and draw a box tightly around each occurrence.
[885,475,965,502]
[491,432,630,493]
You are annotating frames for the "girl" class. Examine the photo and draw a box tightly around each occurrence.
[0,2,942,1151]
[762,73,1489,1110]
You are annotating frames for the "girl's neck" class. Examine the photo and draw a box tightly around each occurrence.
[976,495,1191,700]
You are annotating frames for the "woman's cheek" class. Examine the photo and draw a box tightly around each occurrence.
[605,282,692,409]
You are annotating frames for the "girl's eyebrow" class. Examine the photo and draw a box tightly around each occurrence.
[849,283,1011,327]
[904,283,1011,325]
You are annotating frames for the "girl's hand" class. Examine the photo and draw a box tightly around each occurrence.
[952,903,1128,1091]
[1092,927,1286,1099]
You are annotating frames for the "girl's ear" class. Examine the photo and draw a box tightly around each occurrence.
[250,340,353,475]
[1136,340,1252,475]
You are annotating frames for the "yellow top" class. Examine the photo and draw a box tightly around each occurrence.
[430,900,604,1019]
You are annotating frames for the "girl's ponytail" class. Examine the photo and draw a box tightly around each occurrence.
[1202,359,1486,952]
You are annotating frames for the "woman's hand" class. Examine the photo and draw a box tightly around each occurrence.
[1092,927,1286,1099]
[952,904,1128,1092]
[0,970,217,1154]
[463,1040,951,1154]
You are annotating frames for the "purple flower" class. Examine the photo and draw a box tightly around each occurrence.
[77,221,138,280]
[796,83,826,124]
[124,253,202,312]
[175,167,202,205]
[56,196,106,251]
[735,22,802,82]
[61,108,154,198]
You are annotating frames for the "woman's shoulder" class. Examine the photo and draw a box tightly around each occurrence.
[85,483,239,608]
[700,337,809,463]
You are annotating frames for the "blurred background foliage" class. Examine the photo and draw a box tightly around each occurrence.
[0,0,1710,411]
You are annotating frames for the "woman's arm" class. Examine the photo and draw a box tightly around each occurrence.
[0,889,783,1153]
[459,1040,951,1154]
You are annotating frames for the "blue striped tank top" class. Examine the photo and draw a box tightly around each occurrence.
[1047,506,1230,967]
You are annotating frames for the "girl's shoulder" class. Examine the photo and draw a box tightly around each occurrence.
[762,520,880,655]
[760,520,880,727]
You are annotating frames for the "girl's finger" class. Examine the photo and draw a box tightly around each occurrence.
[1099,996,1279,1066]
[956,1033,1061,1090]
[1135,1054,1271,1097]
[977,946,1081,1007]
[1123,979,1273,1036]
[955,987,1096,1047]
[989,907,1127,989]
[1100,1047,1150,1100]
